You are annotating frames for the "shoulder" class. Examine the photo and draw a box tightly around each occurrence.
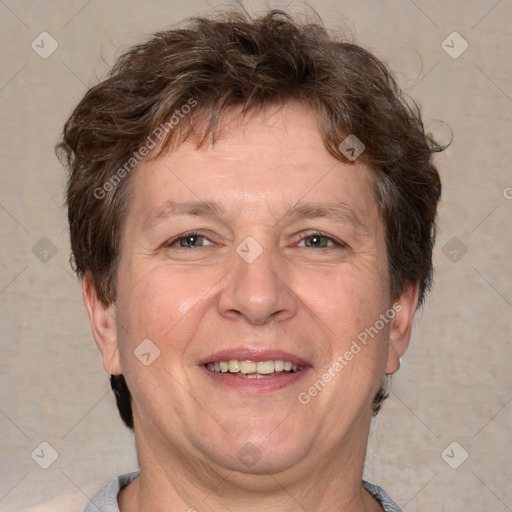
[363,481,403,512]
[84,472,140,512]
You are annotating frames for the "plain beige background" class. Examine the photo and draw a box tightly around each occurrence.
[0,0,511,510]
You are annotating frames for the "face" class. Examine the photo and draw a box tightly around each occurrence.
[85,103,417,479]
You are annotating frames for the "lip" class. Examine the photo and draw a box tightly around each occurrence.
[198,347,312,394]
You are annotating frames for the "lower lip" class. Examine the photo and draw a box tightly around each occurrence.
[200,366,311,393]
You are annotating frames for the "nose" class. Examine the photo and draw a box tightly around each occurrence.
[217,242,298,325]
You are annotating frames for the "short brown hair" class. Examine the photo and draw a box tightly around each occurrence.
[57,9,443,426]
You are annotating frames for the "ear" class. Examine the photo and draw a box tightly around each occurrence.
[385,282,420,374]
[82,272,121,375]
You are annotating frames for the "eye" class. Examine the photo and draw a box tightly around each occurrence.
[168,232,214,248]
[298,233,337,248]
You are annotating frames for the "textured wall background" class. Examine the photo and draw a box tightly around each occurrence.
[0,1,511,510]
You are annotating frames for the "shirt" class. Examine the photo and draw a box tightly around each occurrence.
[84,472,402,511]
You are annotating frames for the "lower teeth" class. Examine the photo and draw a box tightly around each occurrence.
[207,369,301,377]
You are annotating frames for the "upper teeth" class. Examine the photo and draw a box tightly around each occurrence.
[206,359,302,374]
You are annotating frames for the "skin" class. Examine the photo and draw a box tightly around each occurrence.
[83,102,419,512]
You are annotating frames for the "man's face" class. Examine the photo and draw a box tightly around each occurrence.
[102,104,405,475]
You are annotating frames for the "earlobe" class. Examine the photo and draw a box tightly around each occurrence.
[82,272,121,375]
[385,283,420,374]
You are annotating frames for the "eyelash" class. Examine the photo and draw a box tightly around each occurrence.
[166,231,213,248]
[296,231,346,249]
[166,230,346,250]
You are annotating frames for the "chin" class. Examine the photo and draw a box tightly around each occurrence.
[209,422,314,476]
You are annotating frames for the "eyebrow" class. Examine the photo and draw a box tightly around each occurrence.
[142,199,367,233]
[142,200,223,231]
[283,200,367,232]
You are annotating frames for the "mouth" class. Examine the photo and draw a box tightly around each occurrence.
[199,349,310,393]
[205,359,304,378]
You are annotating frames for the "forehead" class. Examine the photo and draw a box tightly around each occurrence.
[128,103,380,229]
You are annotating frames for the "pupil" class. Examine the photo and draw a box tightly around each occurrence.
[181,235,200,247]
[308,235,324,248]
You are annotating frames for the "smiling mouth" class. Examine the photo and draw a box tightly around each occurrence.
[205,359,304,378]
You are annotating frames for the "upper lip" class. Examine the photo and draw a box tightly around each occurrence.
[199,348,311,367]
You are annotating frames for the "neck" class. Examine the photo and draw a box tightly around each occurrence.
[119,420,382,512]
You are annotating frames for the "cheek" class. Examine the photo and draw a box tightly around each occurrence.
[294,262,391,392]
[113,268,209,403]
[115,262,217,351]
[298,263,388,334]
